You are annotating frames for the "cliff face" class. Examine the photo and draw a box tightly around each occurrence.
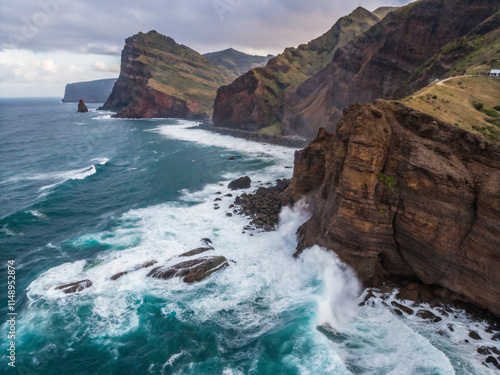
[203,48,273,76]
[281,0,499,139]
[397,10,500,98]
[286,100,500,316]
[212,7,383,131]
[100,31,236,119]
[62,78,117,103]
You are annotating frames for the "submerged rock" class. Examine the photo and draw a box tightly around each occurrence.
[55,280,92,294]
[77,99,88,113]
[179,247,213,257]
[110,271,128,281]
[147,256,229,283]
[110,260,157,281]
[228,176,251,190]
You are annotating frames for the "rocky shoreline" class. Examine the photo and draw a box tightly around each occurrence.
[197,119,309,148]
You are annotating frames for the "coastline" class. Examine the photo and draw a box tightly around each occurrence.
[197,119,310,148]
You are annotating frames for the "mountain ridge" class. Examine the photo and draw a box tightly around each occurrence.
[203,48,273,76]
[281,0,499,139]
[100,30,236,119]
[212,6,384,131]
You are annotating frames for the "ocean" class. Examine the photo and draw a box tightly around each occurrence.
[0,98,498,374]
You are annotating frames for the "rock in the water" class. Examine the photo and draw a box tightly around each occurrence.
[201,238,213,247]
[478,346,500,356]
[55,280,92,293]
[138,260,157,269]
[147,256,229,283]
[391,301,414,315]
[77,99,88,113]
[110,271,128,281]
[485,356,500,370]
[110,260,157,281]
[469,331,482,340]
[416,309,442,322]
[228,176,251,190]
[179,247,213,257]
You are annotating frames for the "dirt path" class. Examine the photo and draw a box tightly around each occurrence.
[415,75,480,96]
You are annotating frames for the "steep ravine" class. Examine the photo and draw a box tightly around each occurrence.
[283,100,500,316]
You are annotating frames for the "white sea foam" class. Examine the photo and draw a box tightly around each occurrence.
[93,114,113,120]
[26,210,47,219]
[91,157,109,165]
[0,225,15,236]
[21,127,494,373]
[162,350,186,370]
[38,165,97,191]
[2,158,109,192]
[150,121,296,165]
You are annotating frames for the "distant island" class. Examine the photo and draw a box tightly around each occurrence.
[62,78,117,103]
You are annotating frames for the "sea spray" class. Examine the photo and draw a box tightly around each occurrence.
[300,247,361,332]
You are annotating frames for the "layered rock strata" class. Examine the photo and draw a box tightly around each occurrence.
[285,100,500,316]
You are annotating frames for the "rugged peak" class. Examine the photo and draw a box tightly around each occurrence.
[350,6,372,18]
[100,30,236,118]
[372,6,398,19]
[203,48,273,76]
[212,5,381,131]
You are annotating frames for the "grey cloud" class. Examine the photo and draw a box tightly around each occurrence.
[92,61,120,72]
[0,0,413,56]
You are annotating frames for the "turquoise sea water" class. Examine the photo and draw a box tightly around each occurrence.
[0,98,498,374]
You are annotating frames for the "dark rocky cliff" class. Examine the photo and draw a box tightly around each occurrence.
[281,0,499,139]
[100,31,236,119]
[284,100,500,316]
[62,78,117,103]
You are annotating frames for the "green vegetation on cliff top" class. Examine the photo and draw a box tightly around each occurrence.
[203,48,273,76]
[403,76,500,143]
[130,31,237,114]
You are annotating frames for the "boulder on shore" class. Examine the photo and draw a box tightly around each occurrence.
[77,99,88,113]
[228,176,251,190]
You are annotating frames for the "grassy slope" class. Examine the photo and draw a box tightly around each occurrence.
[403,77,500,142]
[404,10,500,90]
[443,29,500,76]
[203,48,273,76]
[131,31,237,114]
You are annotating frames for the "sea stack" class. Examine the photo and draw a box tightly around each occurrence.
[77,99,88,113]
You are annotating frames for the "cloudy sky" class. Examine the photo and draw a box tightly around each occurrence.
[0,0,411,97]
